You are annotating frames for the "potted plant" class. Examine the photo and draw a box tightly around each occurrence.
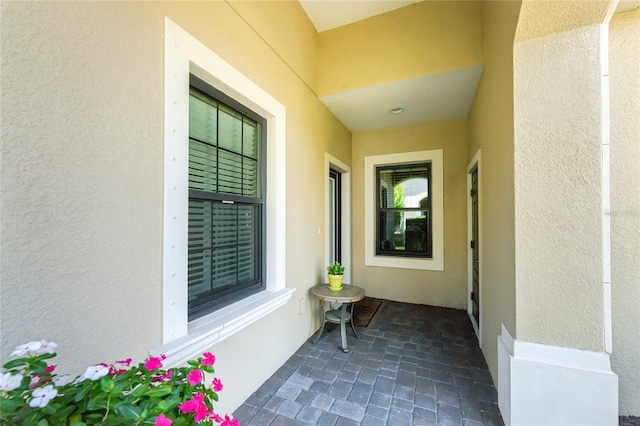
[326,262,345,291]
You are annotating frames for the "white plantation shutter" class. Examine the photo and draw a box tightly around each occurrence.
[187,80,265,319]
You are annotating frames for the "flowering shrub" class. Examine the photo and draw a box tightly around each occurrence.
[0,341,239,425]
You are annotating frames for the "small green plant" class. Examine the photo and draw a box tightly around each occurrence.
[327,262,345,276]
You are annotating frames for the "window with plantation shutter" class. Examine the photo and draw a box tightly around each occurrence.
[376,162,432,258]
[188,75,266,320]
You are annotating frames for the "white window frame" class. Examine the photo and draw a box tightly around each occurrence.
[364,150,444,271]
[154,18,293,366]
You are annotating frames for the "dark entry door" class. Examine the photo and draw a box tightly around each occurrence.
[471,168,480,326]
[329,169,342,264]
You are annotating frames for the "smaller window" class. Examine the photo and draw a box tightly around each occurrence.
[364,149,443,271]
[376,163,432,258]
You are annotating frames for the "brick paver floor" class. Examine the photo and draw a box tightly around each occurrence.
[233,300,504,425]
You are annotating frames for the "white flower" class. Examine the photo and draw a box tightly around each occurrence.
[9,340,57,356]
[38,340,58,354]
[81,364,109,381]
[52,374,71,387]
[0,372,23,391]
[29,385,58,408]
[11,341,42,356]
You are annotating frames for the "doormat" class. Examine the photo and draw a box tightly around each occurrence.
[352,297,386,329]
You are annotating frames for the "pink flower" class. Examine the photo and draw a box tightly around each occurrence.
[44,365,56,373]
[179,391,210,421]
[153,370,173,382]
[202,352,216,366]
[211,413,223,423]
[194,404,209,422]
[155,413,173,426]
[116,358,132,366]
[179,391,204,414]
[109,367,127,376]
[212,377,223,392]
[220,414,239,426]
[187,369,203,386]
[144,356,163,371]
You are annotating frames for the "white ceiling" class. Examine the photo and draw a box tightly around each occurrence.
[299,0,422,32]
[320,66,484,133]
[300,0,482,133]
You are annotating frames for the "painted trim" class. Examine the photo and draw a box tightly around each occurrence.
[364,149,444,271]
[466,150,482,341]
[151,287,294,367]
[599,23,613,354]
[325,154,351,284]
[161,18,291,358]
[498,325,618,425]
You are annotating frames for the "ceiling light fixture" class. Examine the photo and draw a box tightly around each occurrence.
[390,107,405,114]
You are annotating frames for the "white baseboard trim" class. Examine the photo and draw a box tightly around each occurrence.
[498,324,618,425]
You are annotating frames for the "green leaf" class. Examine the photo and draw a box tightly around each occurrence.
[128,383,150,399]
[0,397,19,413]
[86,398,108,411]
[68,412,83,424]
[25,410,44,425]
[156,396,180,412]
[186,360,199,367]
[36,419,48,426]
[2,358,30,369]
[144,386,172,398]
[116,403,142,420]
[74,383,94,403]
[83,413,104,423]
[100,376,115,393]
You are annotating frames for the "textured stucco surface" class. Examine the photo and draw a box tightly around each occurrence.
[1,1,164,370]
[514,24,605,351]
[515,0,610,42]
[352,119,468,309]
[467,0,521,384]
[0,1,351,414]
[609,8,640,416]
[317,1,483,96]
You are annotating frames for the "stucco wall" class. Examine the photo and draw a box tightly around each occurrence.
[0,1,351,414]
[317,1,483,96]
[609,8,640,416]
[513,23,605,351]
[467,0,521,382]
[352,120,468,308]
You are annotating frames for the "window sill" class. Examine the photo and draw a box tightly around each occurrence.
[150,287,295,367]
[366,254,444,271]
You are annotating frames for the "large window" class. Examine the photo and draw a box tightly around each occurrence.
[376,163,432,258]
[160,18,291,362]
[188,75,266,320]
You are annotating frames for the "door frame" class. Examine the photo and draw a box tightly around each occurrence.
[325,153,351,284]
[467,150,482,340]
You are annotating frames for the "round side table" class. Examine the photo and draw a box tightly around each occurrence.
[311,284,366,352]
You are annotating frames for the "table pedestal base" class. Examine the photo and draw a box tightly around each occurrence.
[312,302,360,352]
